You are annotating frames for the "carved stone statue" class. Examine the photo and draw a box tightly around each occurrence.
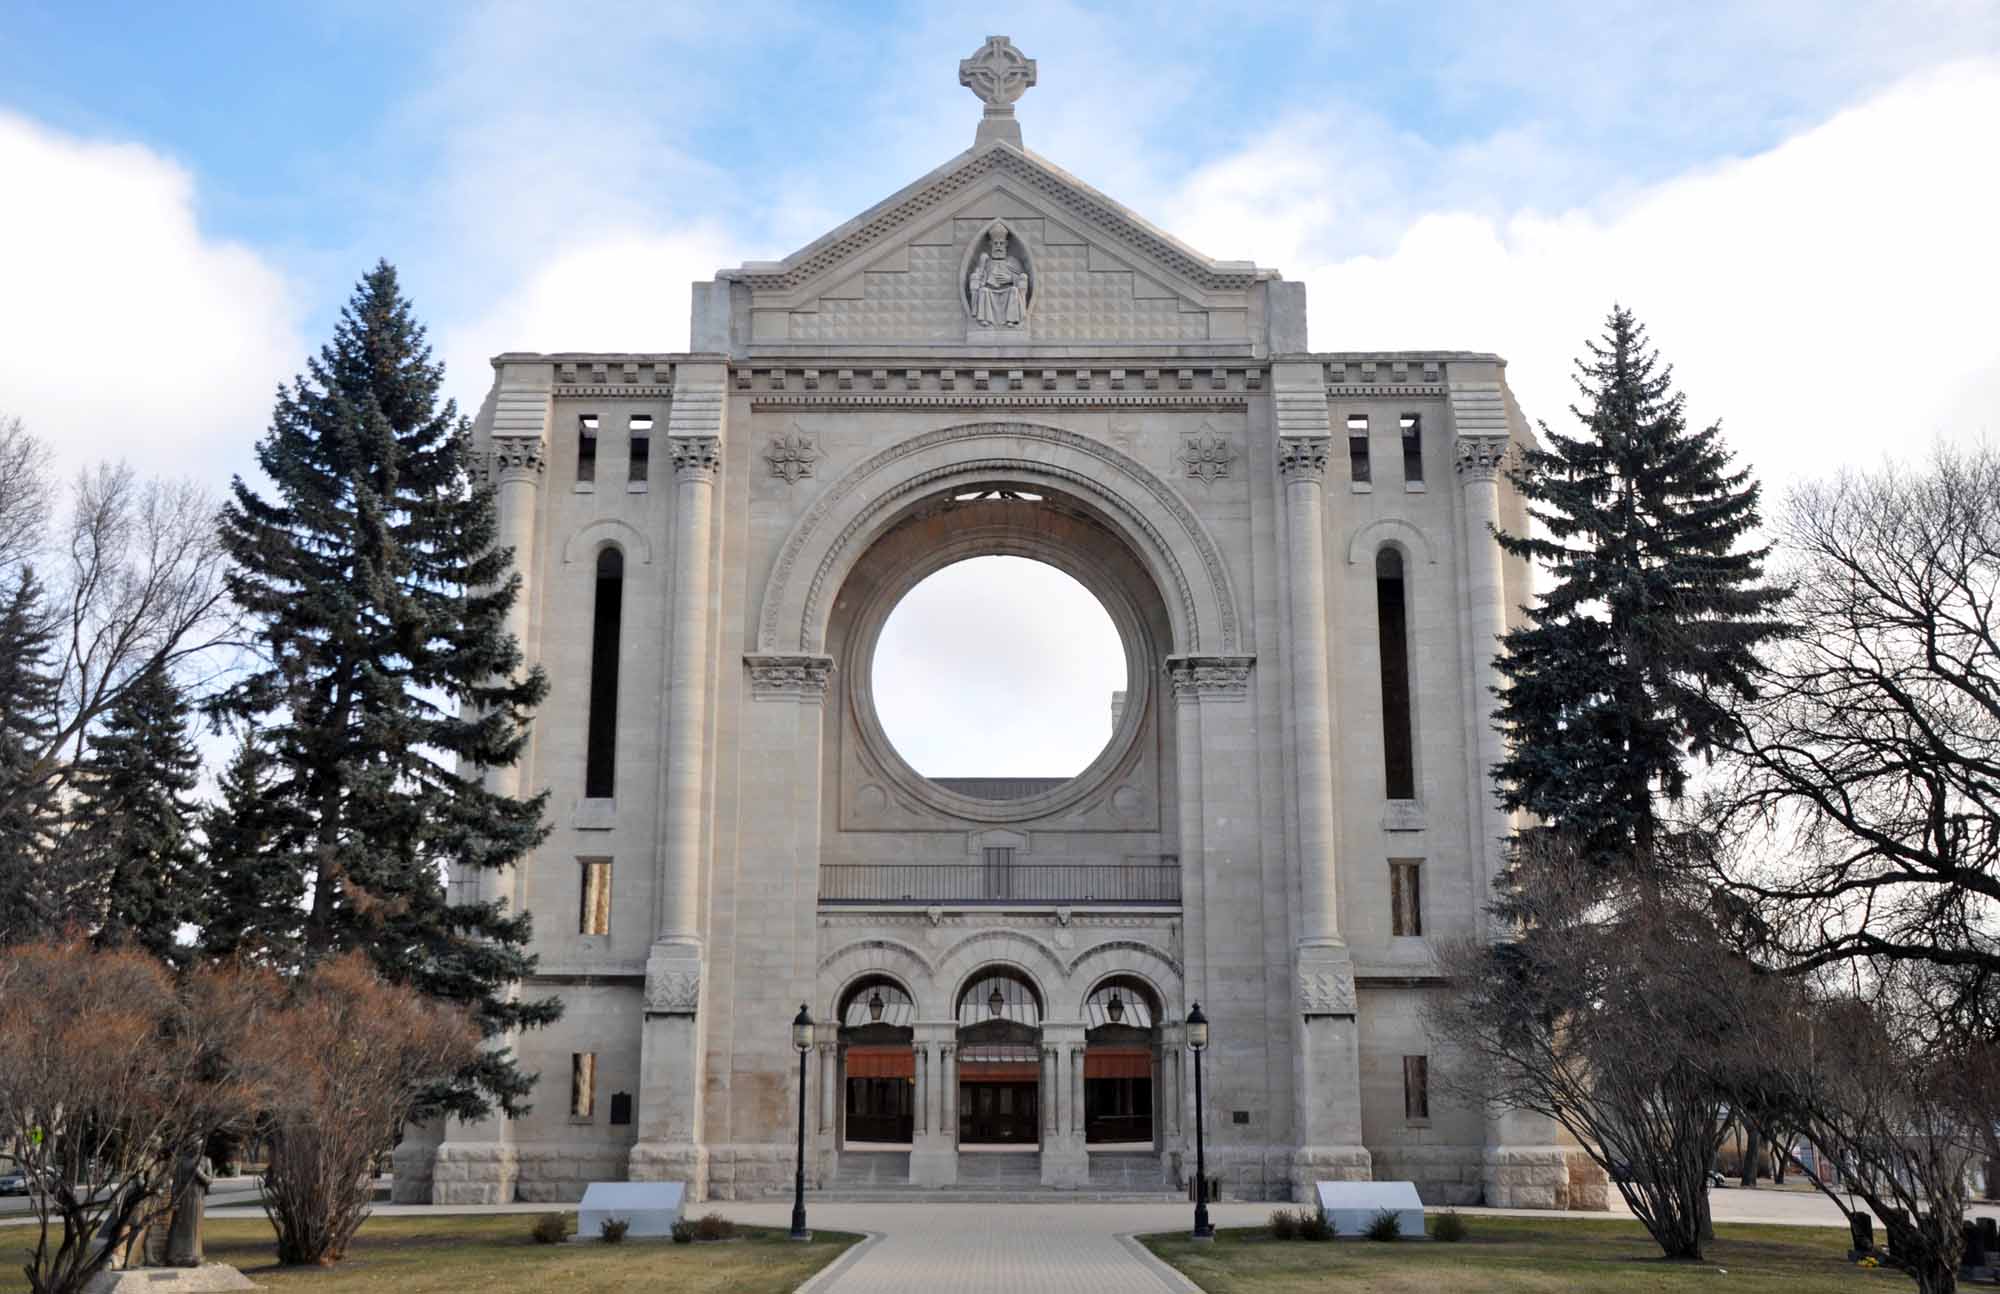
[967,222,1030,328]
[164,1150,212,1267]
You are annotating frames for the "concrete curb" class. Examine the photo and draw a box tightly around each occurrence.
[1116,1233,1201,1293]
[793,1230,883,1294]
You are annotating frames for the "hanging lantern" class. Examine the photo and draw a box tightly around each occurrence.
[988,984,1005,1018]
[1106,990,1125,1024]
[868,988,885,1023]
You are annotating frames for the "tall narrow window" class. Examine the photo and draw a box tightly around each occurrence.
[1347,414,1371,483]
[571,1052,597,1120]
[1400,413,1423,484]
[1402,1055,1429,1120]
[982,846,1015,900]
[584,547,623,798]
[628,414,652,485]
[579,859,611,935]
[1390,860,1423,937]
[1376,547,1415,799]
[577,414,599,483]
[609,1091,632,1126]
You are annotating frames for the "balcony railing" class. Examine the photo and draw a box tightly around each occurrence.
[819,861,1182,906]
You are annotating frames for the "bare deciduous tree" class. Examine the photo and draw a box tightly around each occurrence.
[0,941,287,1294]
[259,953,477,1266]
[1428,838,1735,1260]
[0,415,53,577]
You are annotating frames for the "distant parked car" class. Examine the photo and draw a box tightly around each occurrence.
[0,1169,30,1196]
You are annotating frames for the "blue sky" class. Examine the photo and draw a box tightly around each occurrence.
[2,2,1997,774]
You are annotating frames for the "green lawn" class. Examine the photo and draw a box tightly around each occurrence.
[1141,1216,1904,1293]
[0,1215,861,1294]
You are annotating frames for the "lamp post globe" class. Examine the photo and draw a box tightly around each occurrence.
[1187,1002,1214,1241]
[789,1003,813,1241]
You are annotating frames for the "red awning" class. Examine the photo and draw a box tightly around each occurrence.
[846,1046,913,1079]
[1085,1048,1153,1080]
[958,1060,1039,1081]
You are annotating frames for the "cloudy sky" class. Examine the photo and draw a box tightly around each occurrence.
[2,2,1996,779]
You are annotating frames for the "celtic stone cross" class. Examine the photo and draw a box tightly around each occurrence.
[960,35,1036,148]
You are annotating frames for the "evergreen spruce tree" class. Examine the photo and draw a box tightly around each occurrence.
[0,570,60,944]
[214,261,555,1117]
[64,662,204,963]
[198,731,301,963]
[1493,306,1788,873]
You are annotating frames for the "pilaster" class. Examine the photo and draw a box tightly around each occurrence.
[1040,1022,1088,1186]
[910,1021,958,1186]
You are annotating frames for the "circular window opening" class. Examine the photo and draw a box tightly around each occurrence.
[872,556,1125,800]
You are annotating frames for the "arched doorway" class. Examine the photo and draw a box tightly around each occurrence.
[956,969,1042,1146]
[1084,978,1160,1146]
[839,977,915,1145]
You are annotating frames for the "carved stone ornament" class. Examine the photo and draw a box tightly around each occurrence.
[1179,426,1237,484]
[959,35,1037,111]
[1277,436,1331,483]
[1455,433,1513,482]
[670,435,722,481]
[1298,967,1358,1016]
[644,963,701,1016]
[485,435,546,484]
[764,427,820,483]
[744,652,835,699]
[965,220,1032,328]
[1166,654,1255,700]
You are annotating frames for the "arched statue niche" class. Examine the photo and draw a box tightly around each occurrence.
[955,969,1043,1146]
[1084,977,1162,1146]
[839,977,915,1146]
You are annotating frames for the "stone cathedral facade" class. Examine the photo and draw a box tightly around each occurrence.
[395,38,1593,1209]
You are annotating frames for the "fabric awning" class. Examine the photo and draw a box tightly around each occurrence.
[1085,1047,1153,1080]
[845,1046,914,1079]
[957,1060,1040,1081]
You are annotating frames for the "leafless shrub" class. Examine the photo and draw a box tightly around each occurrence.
[259,953,478,1266]
[0,940,286,1294]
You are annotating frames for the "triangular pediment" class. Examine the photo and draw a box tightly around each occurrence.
[721,142,1268,348]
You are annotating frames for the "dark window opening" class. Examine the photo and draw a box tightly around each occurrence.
[1347,414,1371,483]
[585,547,623,798]
[981,846,1015,900]
[1400,413,1423,483]
[577,414,598,483]
[1403,1055,1429,1120]
[1376,547,1415,799]
[629,414,651,484]
[609,1091,632,1125]
[1390,860,1422,937]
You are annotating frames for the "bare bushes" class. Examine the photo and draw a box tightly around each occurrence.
[259,953,477,1266]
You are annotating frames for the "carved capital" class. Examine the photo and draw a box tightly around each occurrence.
[744,652,835,699]
[1297,964,1358,1017]
[643,957,702,1017]
[1277,436,1331,483]
[1455,434,1513,482]
[1165,654,1256,700]
[486,435,546,484]
[671,435,722,482]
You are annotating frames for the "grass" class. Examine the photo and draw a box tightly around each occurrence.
[1141,1215,1907,1293]
[0,1214,861,1294]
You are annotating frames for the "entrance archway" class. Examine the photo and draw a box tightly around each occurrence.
[1084,978,1161,1147]
[839,977,914,1146]
[956,969,1042,1146]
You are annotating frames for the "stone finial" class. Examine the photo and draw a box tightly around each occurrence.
[960,35,1036,148]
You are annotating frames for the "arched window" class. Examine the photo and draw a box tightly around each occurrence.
[584,547,623,798]
[1376,546,1415,800]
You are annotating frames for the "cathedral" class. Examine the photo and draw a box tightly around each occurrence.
[394,36,1595,1209]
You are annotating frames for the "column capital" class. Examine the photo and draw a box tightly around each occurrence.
[1455,433,1513,483]
[671,435,722,482]
[1296,945,1357,1018]
[1277,435,1331,483]
[642,947,703,1017]
[485,434,546,484]
[744,652,835,700]
[1165,653,1255,701]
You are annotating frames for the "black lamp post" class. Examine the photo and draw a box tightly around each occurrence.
[1187,1002,1214,1241]
[790,1003,813,1241]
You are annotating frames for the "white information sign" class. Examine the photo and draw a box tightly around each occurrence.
[577,1180,686,1239]
[1314,1180,1425,1238]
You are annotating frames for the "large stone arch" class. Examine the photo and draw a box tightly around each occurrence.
[757,421,1242,656]
[817,937,939,1018]
[933,929,1068,1016]
[1061,939,1184,1018]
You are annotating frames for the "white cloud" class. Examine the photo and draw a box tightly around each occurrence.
[1173,59,2000,491]
[0,113,302,490]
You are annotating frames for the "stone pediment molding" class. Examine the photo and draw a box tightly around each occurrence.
[1344,517,1437,567]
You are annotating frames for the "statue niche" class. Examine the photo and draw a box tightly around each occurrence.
[964,220,1032,329]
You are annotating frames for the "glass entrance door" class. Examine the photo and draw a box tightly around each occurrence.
[960,1081,1039,1144]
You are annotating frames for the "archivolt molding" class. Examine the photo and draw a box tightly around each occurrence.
[934,930,1067,1005]
[817,938,938,1016]
[1061,939,1183,1016]
[561,518,655,566]
[1344,517,1437,567]
[758,421,1241,657]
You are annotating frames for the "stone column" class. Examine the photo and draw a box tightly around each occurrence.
[631,365,726,1194]
[816,1037,838,1186]
[1457,429,1574,1208]
[910,1023,957,1186]
[1041,1024,1088,1186]
[940,1043,958,1149]
[1041,1043,1059,1144]
[428,425,547,1205]
[1275,362,1371,1200]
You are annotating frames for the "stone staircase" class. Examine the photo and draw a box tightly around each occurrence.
[816,1148,1181,1202]
[955,1152,1044,1189]
[835,1150,911,1188]
[1088,1151,1170,1192]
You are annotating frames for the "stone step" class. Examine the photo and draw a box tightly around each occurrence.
[835,1151,911,1187]
[956,1153,1043,1186]
[815,1187,1185,1204]
[1088,1152,1170,1191]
